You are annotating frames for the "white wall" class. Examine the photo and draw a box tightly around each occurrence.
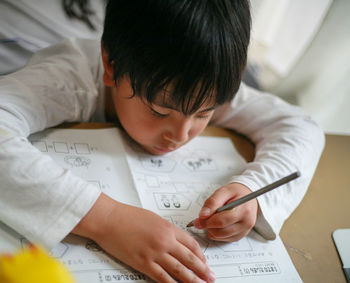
[248,0,350,135]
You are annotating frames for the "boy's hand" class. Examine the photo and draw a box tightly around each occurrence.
[73,193,215,283]
[194,183,258,242]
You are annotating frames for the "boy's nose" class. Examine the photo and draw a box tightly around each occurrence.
[163,119,191,144]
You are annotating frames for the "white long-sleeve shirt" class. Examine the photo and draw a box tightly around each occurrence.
[0,38,325,249]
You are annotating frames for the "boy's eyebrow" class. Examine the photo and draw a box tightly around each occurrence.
[153,102,216,113]
[156,88,217,113]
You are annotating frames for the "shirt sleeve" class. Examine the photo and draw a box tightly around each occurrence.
[210,83,325,239]
[0,38,103,249]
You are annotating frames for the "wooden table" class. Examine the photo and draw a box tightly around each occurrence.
[280,135,350,283]
[61,123,350,282]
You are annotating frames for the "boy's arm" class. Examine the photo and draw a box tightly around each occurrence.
[0,131,101,249]
[0,38,103,249]
[210,83,325,239]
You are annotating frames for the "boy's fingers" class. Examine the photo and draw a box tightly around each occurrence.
[159,253,213,283]
[176,228,207,263]
[144,262,177,283]
[175,230,214,281]
[199,187,236,219]
[204,207,239,228]
[208,228,248,242]
[207,221,244,239]
[169,248,212,282]
[203,199,257,229]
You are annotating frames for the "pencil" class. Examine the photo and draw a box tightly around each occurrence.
[186,171,301,228]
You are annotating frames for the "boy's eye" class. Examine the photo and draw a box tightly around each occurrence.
[196,115,210,119]
[150,107,169,118]
[195,111,212,120]
[196,113,210,119]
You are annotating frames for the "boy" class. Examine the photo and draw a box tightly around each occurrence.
[0,0,324,282]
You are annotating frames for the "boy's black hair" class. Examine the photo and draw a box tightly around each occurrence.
[102,0,251,114]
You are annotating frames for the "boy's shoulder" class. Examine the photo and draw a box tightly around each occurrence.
[23,38,104,90]
[27,38,102,72]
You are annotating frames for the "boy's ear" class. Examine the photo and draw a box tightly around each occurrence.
[101,44,115,87]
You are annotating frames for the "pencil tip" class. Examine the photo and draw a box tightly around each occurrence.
[186,221,194,228]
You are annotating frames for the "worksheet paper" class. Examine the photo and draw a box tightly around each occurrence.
[0,128,302,282]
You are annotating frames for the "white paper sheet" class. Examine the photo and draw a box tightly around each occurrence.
[0,128,302,282]
[123,134,302,282]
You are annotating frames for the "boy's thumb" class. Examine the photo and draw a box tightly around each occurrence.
[199,189,232,219]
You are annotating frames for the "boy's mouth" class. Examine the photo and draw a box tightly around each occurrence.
[153,146,176,154]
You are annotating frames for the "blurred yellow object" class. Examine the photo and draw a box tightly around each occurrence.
[0,245,76,283]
